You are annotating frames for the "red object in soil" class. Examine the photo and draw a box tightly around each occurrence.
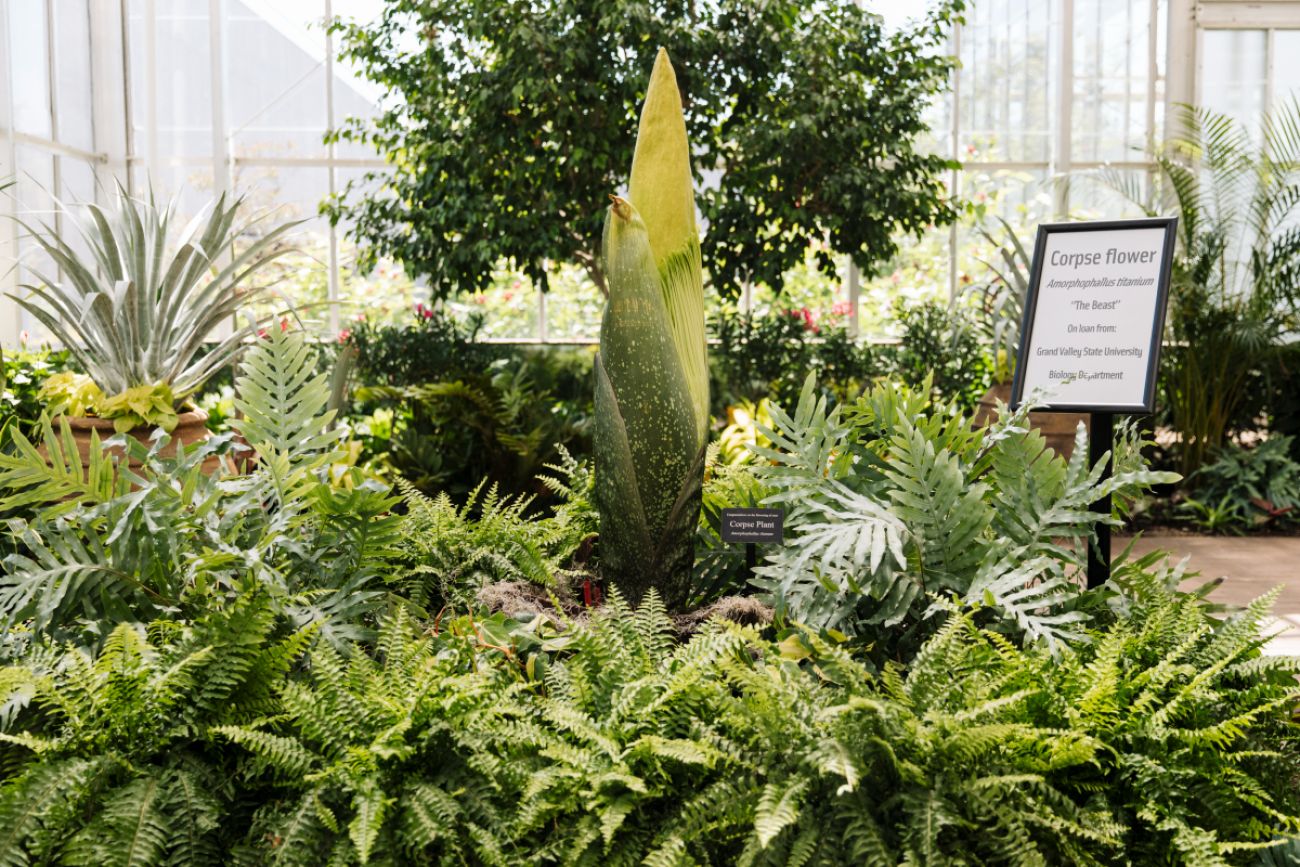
[582,579,604,608]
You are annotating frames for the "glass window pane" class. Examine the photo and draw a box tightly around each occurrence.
[127,0,148,157]
[9,1,51,137]
[230,164,330,328]
[227,0,329,161]
[544,264,602,341]
[155,6,213,157]
[332,167,421,328]
[1274,31,1300,108]
[959,0,1055,163]
[1201,30,1267,134]
[12,147,58,339]
[1068,167,1151,219]
[53,0,94,151]
[1072,0,1155,163]
[61,158,97,205]
[149,164,218,220]
[58,159,100,272]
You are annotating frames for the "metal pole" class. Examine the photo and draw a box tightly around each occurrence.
[324,0,341,334]
[1086,411,1113,587]
[1054,0,1075,218]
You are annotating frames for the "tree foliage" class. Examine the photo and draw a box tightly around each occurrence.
[325,0,963,297]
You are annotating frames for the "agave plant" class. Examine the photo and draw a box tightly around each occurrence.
[8,186,298,407]
[594,49,708,606]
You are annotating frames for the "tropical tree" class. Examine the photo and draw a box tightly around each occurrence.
[325,0,963,298]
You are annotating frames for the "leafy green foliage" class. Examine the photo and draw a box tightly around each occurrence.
[6,579,1288,865]
[751,376,1179,656]
[325,0,962,298]
[964,216,1032,382]
[344,308,593,503]
[0,347,70,447]
[1185,435,1300,529]
[8,186,298,401]
[397,448,597,612]
[0,601,311,865]
[709,305,881,412]
[0,327,398,648]
[890,299,991,411]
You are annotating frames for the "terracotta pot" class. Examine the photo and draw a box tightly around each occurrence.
[53,409,224,474]
[973,382,1088,460]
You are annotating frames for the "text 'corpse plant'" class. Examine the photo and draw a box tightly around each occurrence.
[595,49,708,607]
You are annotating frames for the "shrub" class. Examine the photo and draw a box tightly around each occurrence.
[0,327,401,649]
[1184,435,1300,530]
[709,306,880,413]
[890,299,991,411]
[344,308,594,502]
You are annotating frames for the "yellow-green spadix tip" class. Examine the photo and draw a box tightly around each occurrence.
[628,48,696,269]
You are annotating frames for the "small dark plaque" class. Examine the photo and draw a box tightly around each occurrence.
[720,508,784,544]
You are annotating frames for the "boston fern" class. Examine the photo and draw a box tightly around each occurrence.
[751,375,1179,652]
[0,596,313,865]
[2,579,1297,864]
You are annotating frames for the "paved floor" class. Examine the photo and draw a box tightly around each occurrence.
[1116,535,1300,654]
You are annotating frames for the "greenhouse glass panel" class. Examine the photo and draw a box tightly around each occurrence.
[959,0,1054,163]
[9,0,51,138]
[227,0,329,161]
[53,0,94,152]
[1274,31,1300,107]
[543,265,603,342]
[1072,0,1156,163]
[1200,30,1267,134]
[12,146,57,340]
[153,5,213,159]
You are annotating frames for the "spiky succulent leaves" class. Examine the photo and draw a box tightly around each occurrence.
[9,186,299,400]
[627,48,708,443]
[595,199,702,606]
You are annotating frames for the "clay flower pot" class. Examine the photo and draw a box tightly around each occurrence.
[55,409,223,474]
[973,382,1088,460]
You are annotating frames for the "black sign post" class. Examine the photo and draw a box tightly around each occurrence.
[1011,218,1178,587]
[1086,411,1113,588]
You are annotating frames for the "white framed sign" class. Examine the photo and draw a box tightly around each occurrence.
[1010,217,1178,413]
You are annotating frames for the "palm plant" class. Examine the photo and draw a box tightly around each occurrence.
[965,215,1032,382]
[8,185,298,406]
[1088,101,1300,474]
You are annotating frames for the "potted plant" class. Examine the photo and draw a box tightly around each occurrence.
[968,216,1086,457]
[7,186,297,469]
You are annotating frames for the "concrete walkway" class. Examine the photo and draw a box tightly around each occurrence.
[1116,535,1300,654]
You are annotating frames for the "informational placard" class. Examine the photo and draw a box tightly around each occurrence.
[720,508,784,544]
[1011,217,1177,413]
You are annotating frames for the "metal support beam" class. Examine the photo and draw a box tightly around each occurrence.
[1053,0,1075,218]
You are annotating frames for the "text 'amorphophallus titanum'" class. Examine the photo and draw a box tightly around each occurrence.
[594,48,708,607]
